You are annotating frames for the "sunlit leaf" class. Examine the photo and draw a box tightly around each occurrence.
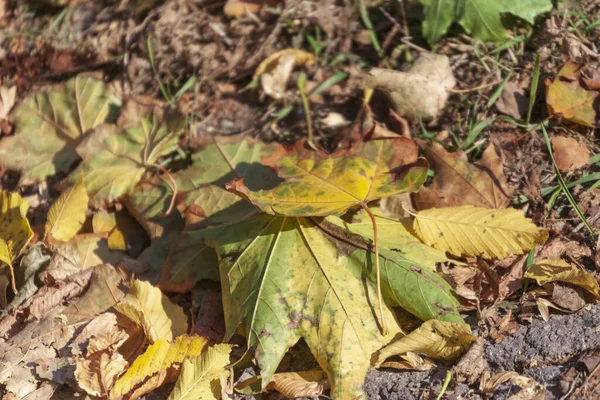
[114,279,188,343]
[45,180,89,242]
[168,344,232,400]
[525,258,600,297]
[413,206,548,259]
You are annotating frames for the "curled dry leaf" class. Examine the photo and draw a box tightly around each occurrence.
[550,136,590,171]
[414,141,513,210]
[413,206,548,260]
[379,352,436,371]
[524,258,600,297]
[376,320,475,365]
[254,49,315,99]
[546,60,600,127]
[495,81,528,120]
[114,279,188,343]
[453,337,488,385]
[481,371,545,400]
[266,371,329,398]
[365,53,456,122]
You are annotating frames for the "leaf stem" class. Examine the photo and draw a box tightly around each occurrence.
[150,163,178,215]
[360,203,387,335]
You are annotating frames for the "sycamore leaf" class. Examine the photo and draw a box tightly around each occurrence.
[168,344,232,400]
[546,61,600,127]
[420,0,552,45]
[114,279,188,343]
[110,335,208,400]
[45,180,89,242]
[414,142,513,210]
[0,191,33,292]
[226,138,427,217]
[266,371,329,398]
[376,320,475,365]
[331,211,450,270]
[413,206,548,259]
[69,100,184,207]
[525,258,600,297]
[0,76,120,181]
[193,213,461,399]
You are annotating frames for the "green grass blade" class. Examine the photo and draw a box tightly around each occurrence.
[526,55,540,125]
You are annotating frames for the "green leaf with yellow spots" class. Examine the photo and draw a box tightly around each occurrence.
[192,213,461,400]
[0,191,33,293]
[226,138,427,217]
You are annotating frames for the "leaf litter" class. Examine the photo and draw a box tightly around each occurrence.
[1,1,600,399]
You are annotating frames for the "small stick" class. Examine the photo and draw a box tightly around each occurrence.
[360,203,387,335]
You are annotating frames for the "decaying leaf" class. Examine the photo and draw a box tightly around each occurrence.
[114,279,188,343]
[254,49,315,99]
[546,61,600,127]
[0,76,120,181]
[379,352,436,371]
[414,141,513,210]
[495,81,528,120]
[413,206,548,259]
[68,100,184,207]
[266,371,329,398]
[551,136,590,171]
[226,138,427,217]
[481,371,545,400]
[525,258,600,297]
[0,86,16,120]
[366,53,456,122]
[111,335,208,399]
[0,191,34,292]
[71,234,125,269]
[168,344,232,400]
[376,320,475,365]
[45,180,89,242]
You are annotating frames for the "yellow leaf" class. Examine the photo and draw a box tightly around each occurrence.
[110,335,208,400]
[45,180,89,242]
[114,279,188,343]
[525,258,600,297]
[266,371,329,398]
[92,210,117,234]
[412,206,548,259]
[376,320,475,365]
[168,344,232,400]
[253,49,315,81]
[0,191,33,292]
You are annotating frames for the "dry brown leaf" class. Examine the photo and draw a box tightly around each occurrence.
[254,49,315,99]
[495,81,528,120]
[481,371,544,400]
[366,53,456,122]
[0,86,16,120]
[414,142,513,210]
[551,136,590,171]
[75,346,128,397]
[453,338,488,384]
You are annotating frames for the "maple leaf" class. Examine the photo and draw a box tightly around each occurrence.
[226,138,427,217]
[414,141,513,210]
[68,100,184,207]
[546,61,600,127]
[192,214,461,399]
[0,76,120,182]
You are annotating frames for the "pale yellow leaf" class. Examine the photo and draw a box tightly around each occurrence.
[266,371,329,398]
[114,279,188,343]
[376,320,475,365]
[92,210,117,234]
[525,258,600,297]
[110,335,208,400]
[45,180,89,242]
[168,344,232,400]
[413,206,548,259]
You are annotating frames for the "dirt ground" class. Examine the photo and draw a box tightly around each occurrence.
[2,0,600,399]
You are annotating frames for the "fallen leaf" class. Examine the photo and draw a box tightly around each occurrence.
[110,335,208,400]
[71,234,126,269]
[414,141,513,210]
[495,81,528,119]
[413,205,548,259]
[92,209,117,234]
[224,0,277,17]
[0,86,16,120]
[525,258,600,297]
[254,49,315,99]
[0,76,120,181]
[379,352,436,371]
[266,371,329,398]
[453,337,488,384]
[366,53,456,122]
[114,279,188,343]
[168,344,232,400]
[551,136,590,171]
[0,191,34,292]
[546,60,600,127]
[68,99,184,207]
[481,371,545,400]
[107,210,149,257]
[45,180,89,242]
[226,138,427,216]
[376,320,475,365]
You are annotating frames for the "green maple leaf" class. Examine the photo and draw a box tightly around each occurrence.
[421,0,552,45]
